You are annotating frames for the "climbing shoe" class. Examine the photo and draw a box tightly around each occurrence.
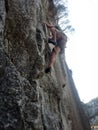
[45,67,51,73]
[48,39,57,45]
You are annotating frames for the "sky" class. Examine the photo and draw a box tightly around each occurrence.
[65,0,98,103]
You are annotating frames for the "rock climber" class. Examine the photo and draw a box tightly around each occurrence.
[44,22,67,73]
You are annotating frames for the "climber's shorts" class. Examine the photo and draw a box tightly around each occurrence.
[48,38,65,54]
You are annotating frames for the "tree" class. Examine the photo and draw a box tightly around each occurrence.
[53,0,75,33]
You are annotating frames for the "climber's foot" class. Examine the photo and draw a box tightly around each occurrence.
[45,67,51,73]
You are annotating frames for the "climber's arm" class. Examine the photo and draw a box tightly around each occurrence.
[44,22,55,28]
[52,30,56,42]
[44,22,57,42]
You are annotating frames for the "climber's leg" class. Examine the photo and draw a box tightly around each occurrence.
[45,46,60,73]
[48,46,60,67]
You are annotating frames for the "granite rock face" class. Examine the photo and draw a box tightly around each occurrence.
[0,0,91,130]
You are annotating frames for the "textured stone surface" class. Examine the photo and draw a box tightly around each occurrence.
[84,98,98,126]
[0,0,91,130]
